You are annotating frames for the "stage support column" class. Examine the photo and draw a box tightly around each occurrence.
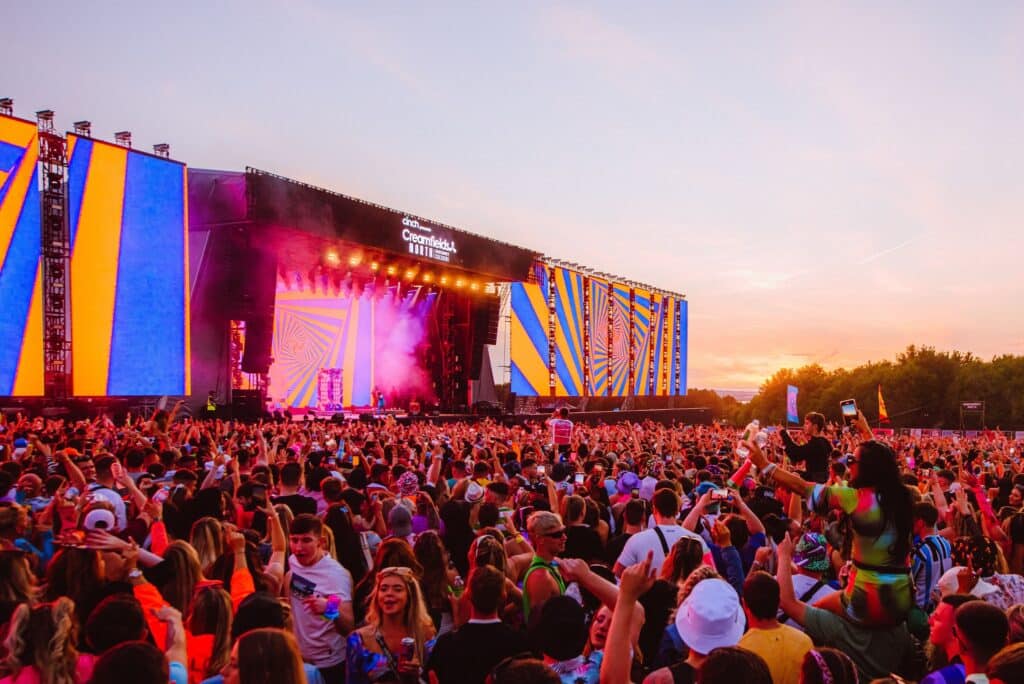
[546,264,556,397]
[37,111,71,400]
[647,294,657,395]
[606,281,613,396]
[628,287,635,396]
[660,300,670,396]
[673,301,682,395]
[582,275,591,396]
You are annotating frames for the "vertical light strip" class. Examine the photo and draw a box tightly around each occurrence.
[70,143,127,395]
[343,298,359,405]
[182,166,191,394]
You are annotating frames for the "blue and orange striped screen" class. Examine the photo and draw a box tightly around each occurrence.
[510,265,687,397]
[66,134,190,396]
[0,115,43,396]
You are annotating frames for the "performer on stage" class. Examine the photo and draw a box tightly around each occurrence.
[205,390,218,417]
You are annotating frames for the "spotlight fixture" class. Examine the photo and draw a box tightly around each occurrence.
[348,255,361,266]
[370,261,379,272]
[439,275,449,285]
[0,98,13,116]
[404,269,415,280]
[324,249,340,266]
[455,278,465,288]
[386,265,397,276]
[469,282,480,291]
[423,273,433,283]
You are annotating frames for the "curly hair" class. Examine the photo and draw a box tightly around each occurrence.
[1,597,80,684]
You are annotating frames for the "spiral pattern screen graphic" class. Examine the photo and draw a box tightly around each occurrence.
[511,265,686,397]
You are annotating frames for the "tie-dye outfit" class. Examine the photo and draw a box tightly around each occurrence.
[808,484,912,626]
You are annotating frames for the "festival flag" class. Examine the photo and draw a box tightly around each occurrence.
[786,385,799,424]
[878,384,890,424]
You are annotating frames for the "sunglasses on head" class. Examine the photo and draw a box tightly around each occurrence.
[378,566,416,579]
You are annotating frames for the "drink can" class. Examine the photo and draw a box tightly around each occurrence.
[400,637,416,662]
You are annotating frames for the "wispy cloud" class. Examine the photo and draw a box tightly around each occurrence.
[858,236,920,265]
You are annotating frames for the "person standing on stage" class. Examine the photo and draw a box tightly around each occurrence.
[547,407,574,460]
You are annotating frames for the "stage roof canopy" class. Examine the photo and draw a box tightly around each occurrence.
[188,167,540,283]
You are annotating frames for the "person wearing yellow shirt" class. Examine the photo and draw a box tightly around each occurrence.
[739,572,812,684]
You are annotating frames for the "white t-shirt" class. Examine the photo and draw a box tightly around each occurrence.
[288,553,353,667]
[616,524,708,573]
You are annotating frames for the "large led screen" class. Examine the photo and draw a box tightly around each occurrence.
[0,115,42,395]
[67,134,190,395]
[553,267,587,396]
[509,273,550,398]
[510,264,688,397]
[267,284,436,409]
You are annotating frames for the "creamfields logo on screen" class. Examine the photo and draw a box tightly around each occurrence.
[401,215,457,262]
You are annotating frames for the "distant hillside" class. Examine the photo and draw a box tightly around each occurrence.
[713,388,757,403]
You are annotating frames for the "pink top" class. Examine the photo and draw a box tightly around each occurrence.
[0,654,96,684]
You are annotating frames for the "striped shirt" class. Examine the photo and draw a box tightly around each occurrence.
[912,534,953,610]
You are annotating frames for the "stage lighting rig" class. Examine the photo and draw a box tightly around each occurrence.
[370,261,379,272]
[153,143,170,158]
[0,98,13,116]
[423,273,433,283]
[73,121,92,137]
[114,131,132,148]
[324,249,340,266]
[386,265,397,276]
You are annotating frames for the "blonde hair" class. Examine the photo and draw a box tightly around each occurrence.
[187,586,232,677]
[366,568,436,664]
[162,541,204,614]
[189,517,225,576]
[323,525,337,562]
[1,597,79,684]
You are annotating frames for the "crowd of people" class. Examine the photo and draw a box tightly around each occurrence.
[1,403,1024,684]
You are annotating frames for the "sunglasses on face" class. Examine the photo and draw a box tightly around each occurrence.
[543,528,567,539]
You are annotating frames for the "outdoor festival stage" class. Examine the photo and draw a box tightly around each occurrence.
[0,106,688,416]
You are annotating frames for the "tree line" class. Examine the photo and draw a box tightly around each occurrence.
[684,346,1024,430]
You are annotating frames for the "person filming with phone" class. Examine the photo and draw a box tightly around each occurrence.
[746,410,915,628]
[780,411,832,484]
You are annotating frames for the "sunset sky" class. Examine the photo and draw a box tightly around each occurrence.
[9,2,1024,390]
